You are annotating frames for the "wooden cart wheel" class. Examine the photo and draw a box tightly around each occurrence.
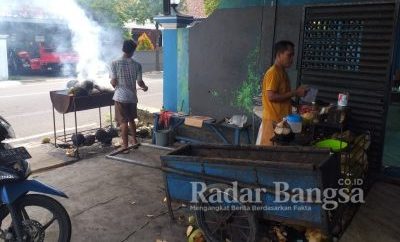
[195,183,258,242]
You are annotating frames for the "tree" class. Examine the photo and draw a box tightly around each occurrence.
[76,0,120,28]
[137,33,155,51]
[204,0,220,16]
[77,0,163,29]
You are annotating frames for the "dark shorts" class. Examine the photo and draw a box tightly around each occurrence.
[114,101,137,124]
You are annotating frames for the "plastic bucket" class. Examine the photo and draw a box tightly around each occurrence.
[315,139,348,152]
[286,114,302,133]
[155,129,172,147]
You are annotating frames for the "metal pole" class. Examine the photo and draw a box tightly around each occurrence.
[163,172,175,221]
[155,23,161,71]
[99,107,102,128]
[163,0,171,15]
[140,142,174,151]
[52,106,57,147]
[105,154,160,169]
[110,105,113,127]
[252,112,255,145]
[63,113,66,143]
[74,99,79,158]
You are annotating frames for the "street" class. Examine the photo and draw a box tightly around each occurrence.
[31,146,187,242]
[0,72,188,242]
[0,72,163,147]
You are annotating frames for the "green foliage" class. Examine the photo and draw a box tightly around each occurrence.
[233,43,261,113]
[76,0,162,29]
[76,0,119,28]
[123,30,133,40]
[178,0,188,13]
[210,90,219,97]
[114,0,163,25]
[137,33,155,51]
[204,0,221,16]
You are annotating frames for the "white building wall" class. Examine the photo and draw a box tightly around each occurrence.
[0,35,8,80]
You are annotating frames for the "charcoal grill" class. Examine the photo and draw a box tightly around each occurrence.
[50,90,114,158]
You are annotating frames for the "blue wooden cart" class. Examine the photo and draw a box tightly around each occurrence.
[160,144,341,242]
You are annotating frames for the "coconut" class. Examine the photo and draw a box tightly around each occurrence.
[83,135,96,146]
[96,128,112,144]
[71,133,85,146]
[107,127,119,138]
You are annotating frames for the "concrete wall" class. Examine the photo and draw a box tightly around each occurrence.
[133,50,163,73]
[0,35,8,80]
[188,4,302,119]
[189,7,275,119]
[187,0,386,120]
[274,5,304,87]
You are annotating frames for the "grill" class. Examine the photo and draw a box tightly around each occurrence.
[298,2,398,169]
[50,90,114,114]
[50,90,115,158]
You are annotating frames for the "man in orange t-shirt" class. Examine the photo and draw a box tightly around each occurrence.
[258,41,307,145]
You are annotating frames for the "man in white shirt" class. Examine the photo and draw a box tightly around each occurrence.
[111,40,148,152]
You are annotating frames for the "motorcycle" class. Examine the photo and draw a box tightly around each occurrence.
[0,116,71,241]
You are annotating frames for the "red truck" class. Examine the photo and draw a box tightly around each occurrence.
[9,42,78,75]
[0,10,78,76]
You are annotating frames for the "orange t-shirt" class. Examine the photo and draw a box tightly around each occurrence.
[262,65,291,122]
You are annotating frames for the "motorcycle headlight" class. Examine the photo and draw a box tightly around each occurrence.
[24,160,32,177]
[12,160,31,178]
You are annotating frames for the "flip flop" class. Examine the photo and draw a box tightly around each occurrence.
[130,139,139,146]
[116,147,129,154]
[129,143,140,149]
[121,149,130,154]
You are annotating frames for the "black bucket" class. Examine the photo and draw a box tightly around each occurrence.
[155,129,174,147]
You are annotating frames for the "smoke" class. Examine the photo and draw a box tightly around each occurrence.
[0,0,123,88]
